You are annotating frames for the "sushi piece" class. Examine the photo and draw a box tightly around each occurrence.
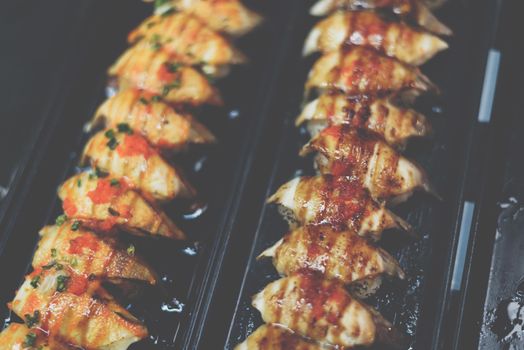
[58,172,186,239]
[296,93,431,149]
[33,224,157,284]
[303,11,448,66]
[252,273,405,348]
[268,175,413,240]
[300,126,436,203]
[128,12,246,75]
[90,90,216,151]
[157,0,263,37]
[81,129,196,202]
[259,225,405,285]
[235,324,327,350]
[309,0,452,36]
[0,323,71,350]
[305,48,438,96]
[109,43,222,106]
[9,269,148,350]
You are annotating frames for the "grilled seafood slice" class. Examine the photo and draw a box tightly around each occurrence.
[300,126,436,203]
[109,43,222,106]
[296,93,431,149]
[58,172,186,239]
[235,324,327,350]
[91,90,216,151]
[33,224,157,284]
[252,273,405,348]
[306,48,438,96]
[9,269,148,350]
[259,225,405,285]
[268,175,413,240]
[159,0,263,37]
[0,323,71,350]
[128,12,245,75]
[81,129,196,202]
[310,0,452,36]
[304,11,448,66]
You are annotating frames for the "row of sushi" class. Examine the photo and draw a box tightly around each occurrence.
[0,1,262,349]
[236,0,450,348]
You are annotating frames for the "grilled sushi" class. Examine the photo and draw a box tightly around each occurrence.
[268,175,413,240]
[33,224,157,284]
[81,129,196,202]
[309,0,452,36]
[296,93,431,149]
[0,323,71,350]
[235,324,327,350]
[128,12,246,75]
[9,269,148,350]
[303,11,448,66]
[259,225,405,286]
[158,0,263,37]
[305,48,438,96]
[252,273,404,348]
[90,90,216,151]
[58,172,186,239]
[109,43,222,106]
[301,126,435,203]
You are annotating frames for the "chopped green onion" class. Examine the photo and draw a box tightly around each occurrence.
[166,62,182,73]
[56,275,70,292]
[42,261,56,270]
[107,138,119,150]
[51,248,57,258]
[139,97,149,105]
[127,244,135,256]
[30,275,41,289]
[25,310,40,328]
[117,123,133,134]
[104,129,115,139]
[110,179,120,187]
[71,221,80,231]
[55,215,68,226]
[23,333,37,347]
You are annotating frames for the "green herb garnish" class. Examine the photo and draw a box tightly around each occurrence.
[154,0,170,9]
[55,214,68,226]
[139,97,149,105]
[30,275,41,289]
[25,310,40,328]
[23,332,37,347]
[51,248,57,258]
[56,275,70,292]
[162,79,182,96]
[107,137,119,150]
[71,221,80,231]
[127,244,135,256]
[117,123,133,134]
[104,129,115,139]
[165,62,182,73]
[95,167,106,178]
[42,261,56,270]
[152,95,161,102]
[77,179,82,187]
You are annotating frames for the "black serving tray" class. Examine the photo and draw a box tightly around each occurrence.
[184,0,510,349]
[0,0,292,349]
